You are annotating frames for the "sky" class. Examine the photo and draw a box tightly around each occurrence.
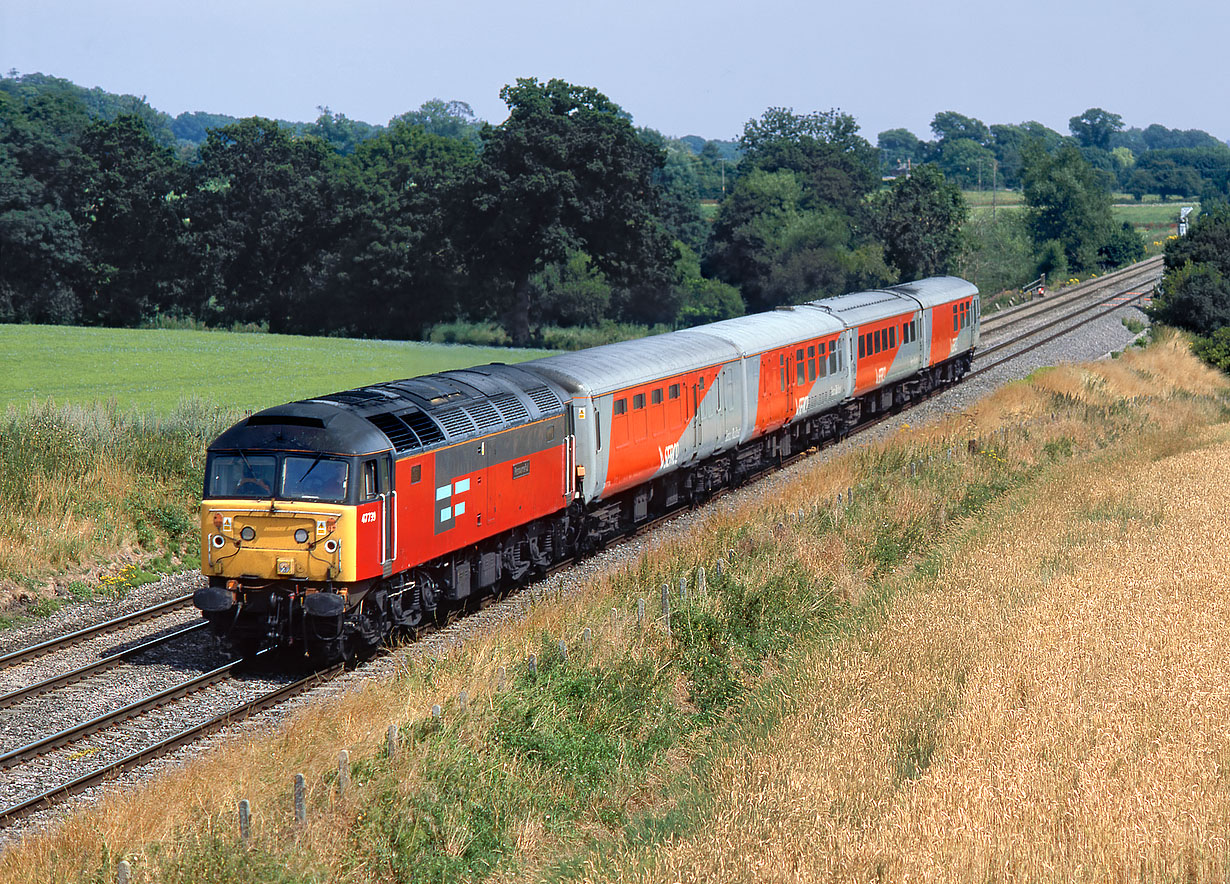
[2,0,1227,144]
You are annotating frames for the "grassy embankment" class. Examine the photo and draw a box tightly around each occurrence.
[4,330,1230,881]
[0,324,551,609]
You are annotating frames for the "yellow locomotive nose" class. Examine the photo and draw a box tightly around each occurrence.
[202,503,349,582]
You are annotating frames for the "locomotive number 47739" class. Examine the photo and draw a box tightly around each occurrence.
[361,512,377,524]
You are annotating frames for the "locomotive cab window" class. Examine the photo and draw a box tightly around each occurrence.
[362,460,379,500]
[207,453,277,500]
[282,455,349,503]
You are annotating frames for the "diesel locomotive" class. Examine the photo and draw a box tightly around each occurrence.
[193,276,979,663]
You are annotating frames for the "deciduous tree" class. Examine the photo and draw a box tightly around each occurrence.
[874,164,968,281]
[465,78,676,344]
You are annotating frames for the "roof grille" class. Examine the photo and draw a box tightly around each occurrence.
[466,400,503,432]
[435,408,476,437]
[526,386,562,413]
[490,392,529,424]
[366,412,419,452]
[317,389,385,406]
[400,410,443,446]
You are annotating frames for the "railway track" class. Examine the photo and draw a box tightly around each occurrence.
[0,259,1162,831]
[980,254,1162,337]
[0,660,341,826]
[0,592,195,672]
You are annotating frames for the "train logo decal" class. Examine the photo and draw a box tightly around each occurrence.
[437,477,472,526]
[658,442,680,470]
[876,366,887,384]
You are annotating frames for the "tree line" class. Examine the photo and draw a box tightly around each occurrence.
[878,107,1230,202]
[0,73,1160,345]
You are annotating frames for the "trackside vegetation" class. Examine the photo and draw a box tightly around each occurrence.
[0,327,552,606]
[5,330,1230,881]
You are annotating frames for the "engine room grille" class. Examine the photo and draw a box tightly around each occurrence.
[400,409,444,445]
[435,408,477,438]
[466,400,503,432]
[365,412,420,452]
[490,392,529,423]
[527,386,562,413]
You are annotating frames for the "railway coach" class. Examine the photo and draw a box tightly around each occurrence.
[193,276,978,663]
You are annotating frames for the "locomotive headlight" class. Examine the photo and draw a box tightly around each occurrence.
[324,539,339,554]
[210,534,226,549]
[294,528,309,544]
[240,526,256,542]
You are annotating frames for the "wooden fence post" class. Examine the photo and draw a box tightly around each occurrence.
[238,798,251,841]
[338,750,350,799]
[294,773,307,824]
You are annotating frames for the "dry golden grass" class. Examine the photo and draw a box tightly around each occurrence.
[621,341,1230,883]
[2,331,1228,882]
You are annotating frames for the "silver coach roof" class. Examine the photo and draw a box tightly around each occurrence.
[884,276,979,308]
[808,289,919,326]
[691,305,846,356]
[521,329,741,397]
[807,276,979,325]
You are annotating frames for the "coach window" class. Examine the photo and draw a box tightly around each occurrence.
[613,398,627,415]
[890,325,896,348]
[794,348,804,384]
[829,343,838,375]
[652,388,663,405]
[778,354,785,391]
[807,345,816,381]
[633,393,645,410]
[816,342,827,378]
[858,336,865,358]
[698,376,705,390]
[871,329,878,353]
[669,383,680,399]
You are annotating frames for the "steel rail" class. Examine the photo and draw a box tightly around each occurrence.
[0,652,261,770]
[980,255,1162,332]
[967,290,1148,381]
[0,593,196,671]
[980,268,1158,341]
[0,662,342,827]
[0,621,210,709]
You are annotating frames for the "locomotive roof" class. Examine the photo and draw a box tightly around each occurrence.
[689,306,846,355]
[521,330,741,397]
[209,363,567,457]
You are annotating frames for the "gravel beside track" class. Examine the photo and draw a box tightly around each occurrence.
[0,276,1156,847]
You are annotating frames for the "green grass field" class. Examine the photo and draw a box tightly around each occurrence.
[0,325,554,416]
